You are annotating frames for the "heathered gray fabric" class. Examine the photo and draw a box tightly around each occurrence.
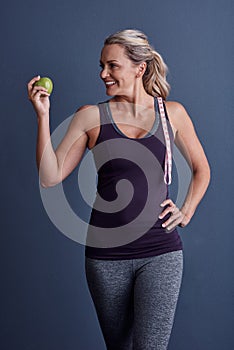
[85,250,183,350]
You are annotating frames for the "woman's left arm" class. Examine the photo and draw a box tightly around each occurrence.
[159,101,211,230]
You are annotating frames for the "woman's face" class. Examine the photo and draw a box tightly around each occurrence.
[99,44,139,97]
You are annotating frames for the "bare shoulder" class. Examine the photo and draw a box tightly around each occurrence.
[75,104,97,112]
[165,100,189,119]
[72,104,100,133]
[164,100,194,132]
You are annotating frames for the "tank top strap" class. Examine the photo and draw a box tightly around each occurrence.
[162,101,170,121]
[97,101,110,125]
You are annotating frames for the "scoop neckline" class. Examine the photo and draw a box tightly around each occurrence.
[106,98,160,140]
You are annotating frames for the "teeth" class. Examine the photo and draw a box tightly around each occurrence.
[105,81,116,86]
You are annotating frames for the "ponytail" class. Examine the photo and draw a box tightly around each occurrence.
[143,50,170,100]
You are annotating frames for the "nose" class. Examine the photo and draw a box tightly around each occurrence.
[100,66,110,80]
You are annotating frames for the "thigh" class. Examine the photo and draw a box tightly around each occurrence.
[85,257,134,350]
[133,250,183,350]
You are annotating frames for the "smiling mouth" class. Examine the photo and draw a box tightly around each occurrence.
[105,81,117,87]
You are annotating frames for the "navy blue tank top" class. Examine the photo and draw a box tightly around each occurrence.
[85,98,183,260]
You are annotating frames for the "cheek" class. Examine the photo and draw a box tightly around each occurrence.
[124,73,137,85]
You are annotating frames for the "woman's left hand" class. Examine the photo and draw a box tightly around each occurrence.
[158,199,190,231]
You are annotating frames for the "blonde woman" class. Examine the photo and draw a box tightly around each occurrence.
[28,29,210,350]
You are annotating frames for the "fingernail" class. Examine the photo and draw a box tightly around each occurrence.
[162,223,165,227]
[160,203,164,207]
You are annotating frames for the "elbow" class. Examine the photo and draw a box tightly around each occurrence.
[193,160,211,186]
[39,171,64,188]
[40,182,51,188]
[207,164,211,184]
[39,178,60,188]
[204,159,211,185]
[38,169,63,188]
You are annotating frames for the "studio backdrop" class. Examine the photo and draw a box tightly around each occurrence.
[0,0,233,349]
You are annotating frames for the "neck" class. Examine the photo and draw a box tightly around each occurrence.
[111,84,154,117]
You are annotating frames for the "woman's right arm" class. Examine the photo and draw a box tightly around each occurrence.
[27,76,90,188]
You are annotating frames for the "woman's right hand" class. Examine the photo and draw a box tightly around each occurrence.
[27,75,51,117]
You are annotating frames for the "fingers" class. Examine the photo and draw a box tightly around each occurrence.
[27,75,50,101]
[31,86,50,100]
[158,199,176,219]
[162,210,183,231]
[158,198,186,230]
[27,75,41,94]
[160,199,174,208]
[28,76,50,102]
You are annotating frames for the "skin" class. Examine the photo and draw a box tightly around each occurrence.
[27,43,210,231]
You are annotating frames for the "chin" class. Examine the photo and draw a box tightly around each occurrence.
[105,90,115,96]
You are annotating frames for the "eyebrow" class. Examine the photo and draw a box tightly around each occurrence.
[99,60,119,64]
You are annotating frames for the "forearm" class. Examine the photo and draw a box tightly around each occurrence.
[180,166,211,223]
[36,113,59,187]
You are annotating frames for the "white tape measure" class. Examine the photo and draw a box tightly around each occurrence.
[157,97,172,185]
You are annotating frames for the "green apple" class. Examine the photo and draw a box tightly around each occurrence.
[34,77,53,94]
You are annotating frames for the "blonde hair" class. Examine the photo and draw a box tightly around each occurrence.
[104,29,170,100]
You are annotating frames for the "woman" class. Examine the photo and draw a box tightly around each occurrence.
[28,29,210,350]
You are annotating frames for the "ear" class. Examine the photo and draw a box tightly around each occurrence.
[136,62,147,78]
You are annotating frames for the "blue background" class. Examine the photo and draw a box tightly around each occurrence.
[1,0,233,349]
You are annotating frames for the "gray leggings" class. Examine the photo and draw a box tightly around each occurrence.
[85,250,183,350]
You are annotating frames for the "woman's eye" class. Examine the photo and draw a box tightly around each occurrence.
[99,63,118,69]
